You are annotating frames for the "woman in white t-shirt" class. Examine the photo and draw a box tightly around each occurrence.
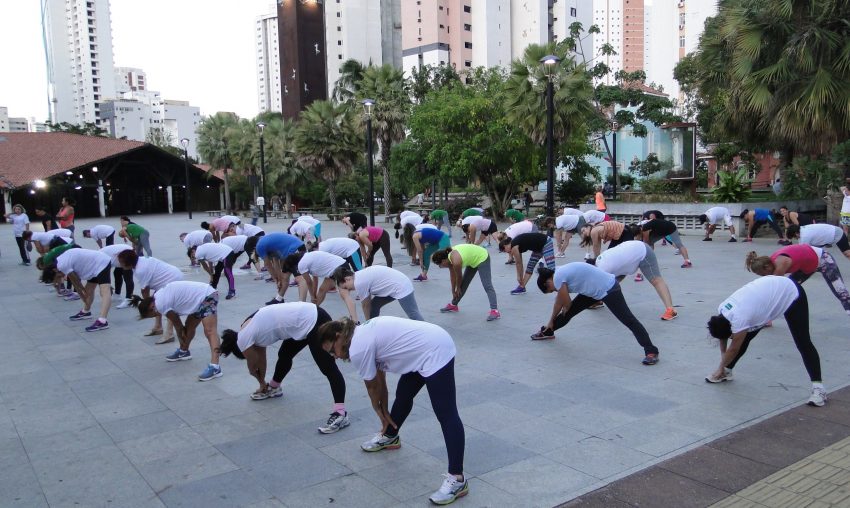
[595,240,678,321]
[130,280,223,382]
[398,213,426,266]
[54,248,114,332]
[698,207,737,242]
[100,244,134,307]
[706,276,826,407]
[283,250,346,305]
[319,237,363,271]
[460,215,497,246]
[288,218,318,244]
[787,223,850,261]
[180,230,213,267]
[540,214,586,258]
[219,302,349,434]
[118,250,184,343]
[195,243,238,300]
[319,317,468,506]
[22,228,73,255]
[333,265,424,322]
[4,204,31,265]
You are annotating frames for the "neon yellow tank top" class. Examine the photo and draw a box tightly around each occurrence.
[453,243,488,268]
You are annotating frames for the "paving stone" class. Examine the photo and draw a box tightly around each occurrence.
[156,469,276,508]
[658,445,779,493]
[709,426,823,468]
[606,467,729,508]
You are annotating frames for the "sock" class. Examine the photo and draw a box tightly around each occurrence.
[179,349,188,353]
[333,403,346,415]
[813,382,824,389]
[274,295,284,302]
[269,380,281,388]
[97,318,107,324]
[210,363,220,369]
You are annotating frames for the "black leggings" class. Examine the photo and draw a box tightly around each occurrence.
[272,308,345,402]
[607,231,629,251]
[749,219,784,239]
[113,267,134,298]
[386,358,464,475]
[367,231,393,268]
[552,283,658,355]
[15,237,29,263]
[726,284,821,382]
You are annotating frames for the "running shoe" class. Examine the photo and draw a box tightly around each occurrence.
[198,364,222,381]
[510,285,527,295]
[588,301,605,310]
[288,280,299,287]
[661,308,678,321]
[85,319,109,332]
[705,368,734,383]
[413,274,428,282]
[486,310,501,321]
[361,433,401,452]
[702,237,713,241]
[555,252,566,258]
[808,387,828,407]
[253,273,266,280]
[778,239,792,246]
[250,389,270,401]
[728,237,738,242]
[116,298,133,309]
[265,297,284,306]
[226,290,236,300]
[265,277,275,283]
[266,385,283,398]
[743,238,753,242]
[69,310,92,321]
[429,474,469,505]
[642,353,659,366]
[64,292,81,301]
[166,349,192,362]
[530,327,555,340]
[318,411,351,434]
[505,259,516,265]
[681,261,692,268]
[673,249,681,255]
[57,288,71,297]
[409,261,419,266]
[238,262,251,270]
[440,303,459,313]
[634,273,644,282]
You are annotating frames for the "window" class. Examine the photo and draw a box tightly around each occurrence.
[339,54,343,59]
[463,23,471,31]
[570,7,577,16]
[679,13,686,26]
[440,24,444,29]
[464,60,471,67]
[464,5,471,13]
[337,26,341,31]
[336,12,340,17]
[464,41,472,49]
[338,40,342,45]
[439,5,443,9]
[679,35,685,47]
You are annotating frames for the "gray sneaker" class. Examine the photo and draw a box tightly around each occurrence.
[808,386,828,407]
[360,433,401,452]
[429,474,469,505]
[705,368,734,383]
[317,412,350,434]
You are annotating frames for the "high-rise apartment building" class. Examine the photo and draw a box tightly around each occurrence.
[42,0,117,127]
[114,67,147,94]
[256,9,282,113]
[0,107,8,132]
[101,92,201,158]
[401,1,592,74]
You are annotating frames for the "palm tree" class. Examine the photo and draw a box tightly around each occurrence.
[333,58,366,103]
[227,118,262,203]
[503,43,596,146]
[264,117,303,215]
[197,112,239,211]
[355,64,411,215]
[294,100,361,213]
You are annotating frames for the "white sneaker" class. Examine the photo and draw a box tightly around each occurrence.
[317,411,350,434]
[555,252,566,258]
[705,368,734,383]
[808,386,828,407]
[428,474,469,505]
[360,433,401,452]
[116,298,133,309]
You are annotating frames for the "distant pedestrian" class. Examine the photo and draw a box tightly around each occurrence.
[841,186,850,236]
[524,189,533,215]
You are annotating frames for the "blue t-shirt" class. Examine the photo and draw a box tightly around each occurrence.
[754,208,772,221]
[553,262,616,300]
[256,233,304,258]
[419,227,446,245]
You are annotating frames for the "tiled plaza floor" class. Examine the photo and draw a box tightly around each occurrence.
[1,213,848,507]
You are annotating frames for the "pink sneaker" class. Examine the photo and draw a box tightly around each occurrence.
[486,310,501,321]
[440,303,459,313]
[634,273,644,282]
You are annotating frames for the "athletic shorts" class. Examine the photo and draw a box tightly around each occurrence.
[841,214,850,227]
[651,230,684,249]
[191,292,219,319]
[87,266,112,285]
[485,220,498,235]
[637,244,662,281]
[713,214,733,227]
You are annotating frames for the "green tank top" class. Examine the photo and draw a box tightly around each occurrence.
[430,209,448,220]
[453,244,488,268]
[461,208,482,218]
[505,209,525,221]
[43,243,76,266]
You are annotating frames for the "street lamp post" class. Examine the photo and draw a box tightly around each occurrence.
[180,138,192,219]
[540,55,560,217]
[257,122,267,224]
[361,99,376,226]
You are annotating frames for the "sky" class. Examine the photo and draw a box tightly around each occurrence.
[0,1,273,122]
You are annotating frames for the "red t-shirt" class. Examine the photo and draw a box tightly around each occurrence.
[771,244,819,275]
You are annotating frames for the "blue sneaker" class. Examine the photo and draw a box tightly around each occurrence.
[510,285,527,295]
[198,364,222,381]
[166,349,192,362]
[85,319,109,332]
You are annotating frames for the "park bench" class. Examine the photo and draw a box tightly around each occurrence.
[206,210,224,217]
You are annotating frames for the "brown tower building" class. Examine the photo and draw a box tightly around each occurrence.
[278,0,328,119]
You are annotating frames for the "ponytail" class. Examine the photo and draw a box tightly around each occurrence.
[129,295,155,319]
[219,329,245,359]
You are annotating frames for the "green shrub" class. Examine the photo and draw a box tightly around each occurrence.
[712,168,751,202]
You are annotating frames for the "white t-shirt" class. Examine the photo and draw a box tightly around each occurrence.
[32,231,71,244]
[154,281,216,316]
[704,207,732,225]
[183,230,212,248]
[134,257,183,291]
[400,210,420,220]
[505,220,533,239]
[719,276,799,333]
[461,215,491,230]
[800,224,843,247]
[89,224,115,240]
[297,216,319,226]
[298,251,345,278]
[563,208,583,216]
[319,237,360,258]
[842,193,850,214]
[56,249,111,280]
[415,223,437,231]
[100,244,133,268]
[555,214,581,231]
[237,302,318,350]
[349,316,456,380]
[354,266,414,300]
[400,214,423,227]
[288,220,315,239]
[595,241,648,277]
[583,210,606,225]
[222,235,249,253]
[8,213,30,236]
[195,242,233,263]
[237,224,264,237]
